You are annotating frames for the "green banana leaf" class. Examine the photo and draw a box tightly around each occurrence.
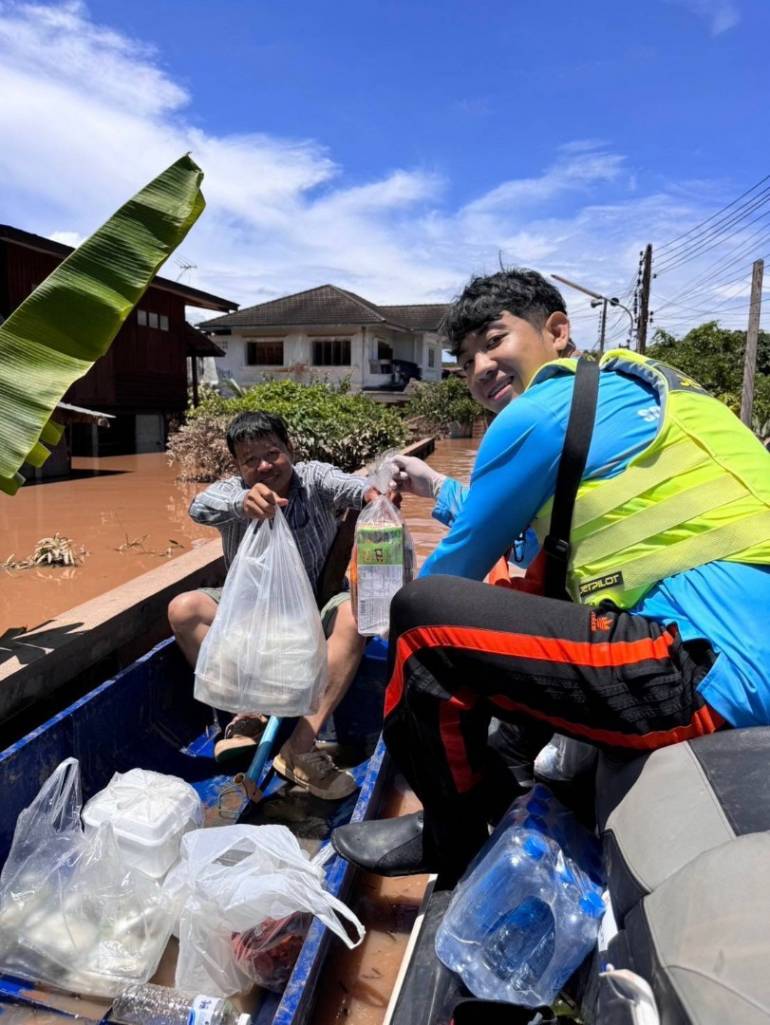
[0,154,205,495]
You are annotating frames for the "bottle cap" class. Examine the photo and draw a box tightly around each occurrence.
[579,891,606,918]
[522,834,549,860]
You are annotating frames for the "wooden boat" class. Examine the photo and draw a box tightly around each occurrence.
[0,633,391,1025]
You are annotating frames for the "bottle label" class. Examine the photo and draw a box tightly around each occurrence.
[188,996,225,1025]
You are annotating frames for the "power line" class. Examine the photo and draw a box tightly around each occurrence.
[656,173,770,254]
[654,199,770,274]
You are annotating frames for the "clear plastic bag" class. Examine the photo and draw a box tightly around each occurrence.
[352,452,414,638]
[534,734,598,782]
[194,508,327,716]
[231,910,312,992]
[0,758,174,997]
[163,825,364,997]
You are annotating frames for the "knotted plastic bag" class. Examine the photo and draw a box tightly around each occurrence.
[194,508,327,716]
[163,825,364,997]
[0,758,174,997]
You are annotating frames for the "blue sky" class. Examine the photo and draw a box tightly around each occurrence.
[0,0,767,342]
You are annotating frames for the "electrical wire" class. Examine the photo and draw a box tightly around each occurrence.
[654,198,770,274]
[656,174,770,254]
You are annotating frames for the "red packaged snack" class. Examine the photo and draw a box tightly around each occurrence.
[231,912,313,992]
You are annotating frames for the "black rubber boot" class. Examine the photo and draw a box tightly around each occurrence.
[332,811,433,876]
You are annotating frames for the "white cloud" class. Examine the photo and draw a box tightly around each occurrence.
[665,0,741,35]
[0,1,758,340]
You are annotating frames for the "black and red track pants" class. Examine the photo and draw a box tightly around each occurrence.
[382,575,723,874]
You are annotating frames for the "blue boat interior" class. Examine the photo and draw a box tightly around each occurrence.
[0,635,392,1025]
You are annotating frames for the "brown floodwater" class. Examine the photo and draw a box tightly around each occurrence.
[0,454,214,634]
[0,440,479,636]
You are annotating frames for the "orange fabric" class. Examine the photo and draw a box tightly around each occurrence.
[384,620,724,751]
[439,688,484,793]
[489,693,724,751]
[384,621,674,718]
[486,549,547,595]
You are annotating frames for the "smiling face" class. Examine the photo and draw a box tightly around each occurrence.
[233,433,294,496]
[457,309,572,413]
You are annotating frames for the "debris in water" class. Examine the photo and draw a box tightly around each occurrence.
[3,534,86,570]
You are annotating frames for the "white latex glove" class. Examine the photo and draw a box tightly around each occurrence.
[390,454,446,499]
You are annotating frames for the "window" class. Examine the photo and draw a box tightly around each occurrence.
[137,309,147,326]
[246,340,284,366]
[159,315,169,332]
[377,339,393,360]
[428,347,436,368]
[148,312,159,329]
[313,338,351,367]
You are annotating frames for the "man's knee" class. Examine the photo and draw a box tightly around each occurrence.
[390,575,456,634]
[167,590,216,633]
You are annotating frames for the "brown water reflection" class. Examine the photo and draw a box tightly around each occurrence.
[0,454,214,634]
[0,440,479,636]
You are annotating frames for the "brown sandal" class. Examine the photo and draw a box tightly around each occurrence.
[214,715,268,764]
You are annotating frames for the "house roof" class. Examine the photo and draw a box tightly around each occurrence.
[199,284,449,333]
[185,321,225,356]
[0,224,239,313]
[377,304,448,332]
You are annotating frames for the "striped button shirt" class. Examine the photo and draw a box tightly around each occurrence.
[189,461,368,593]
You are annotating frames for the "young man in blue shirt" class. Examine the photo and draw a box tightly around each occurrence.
[332,268,770,884]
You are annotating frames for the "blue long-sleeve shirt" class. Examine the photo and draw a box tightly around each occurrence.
[420,368,770,728]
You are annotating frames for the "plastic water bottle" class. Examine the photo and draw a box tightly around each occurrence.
[435,825,605,1006]
[496,784,605,887]
[110,983,252,1025]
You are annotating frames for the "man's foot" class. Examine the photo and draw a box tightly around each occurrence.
[214,714,268,764]
[332,811,437,876]
[273,748,358,800]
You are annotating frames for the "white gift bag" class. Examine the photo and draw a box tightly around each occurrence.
[194,509,327,716]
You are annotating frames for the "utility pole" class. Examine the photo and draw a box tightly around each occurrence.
[551,274,634,349]
[740,259,765,427]
[636,244,653,354]
[598,298,608,354]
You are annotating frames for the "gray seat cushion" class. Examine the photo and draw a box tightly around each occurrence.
[596,727,770,924]
[613,832,770,1024]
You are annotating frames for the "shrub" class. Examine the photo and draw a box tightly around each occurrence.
[168,379,409,481]
[405,376,485,436]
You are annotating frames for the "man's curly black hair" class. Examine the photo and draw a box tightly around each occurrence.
[443,268,568,356]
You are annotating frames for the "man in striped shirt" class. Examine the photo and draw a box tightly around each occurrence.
[168,411,378,800]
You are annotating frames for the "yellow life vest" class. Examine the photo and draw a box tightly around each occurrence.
[529,349,770,608]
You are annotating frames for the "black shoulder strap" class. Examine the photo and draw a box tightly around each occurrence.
[542,355,600,601]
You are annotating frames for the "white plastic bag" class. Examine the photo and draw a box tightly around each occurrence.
[164,825,364,997]
[535,733,598,782]
[194,508,327,716]
[0,758,174,997]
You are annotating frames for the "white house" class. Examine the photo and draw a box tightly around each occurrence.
[199,284,448,395]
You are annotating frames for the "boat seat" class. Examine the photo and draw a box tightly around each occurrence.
[595,726,770,925]
[605,831,770,1025]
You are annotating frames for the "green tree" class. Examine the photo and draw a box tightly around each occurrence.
[168,379,409,480]
[405,376,485,436]
[647,322,770,436]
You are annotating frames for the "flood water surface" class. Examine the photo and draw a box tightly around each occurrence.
[0,440,479,636]
[0,454,214,634]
